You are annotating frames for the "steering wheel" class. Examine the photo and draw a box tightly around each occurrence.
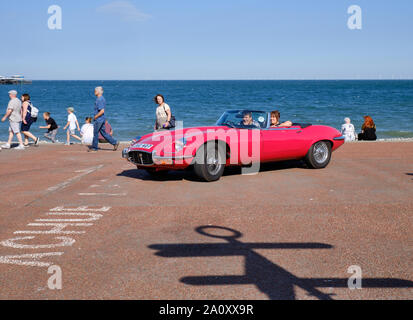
[223,121,236,128]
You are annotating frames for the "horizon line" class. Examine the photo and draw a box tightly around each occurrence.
[24,78,413,81]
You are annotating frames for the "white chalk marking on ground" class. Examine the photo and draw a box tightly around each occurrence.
[78,193,127,196]
[1,236,75,249]
[0,206,112,268]
[47,165,104,192]
[0,252,64,267]
[50,206,111,212]
[36,212,103,222]
[14,223,93,235]
[89,185,100,188]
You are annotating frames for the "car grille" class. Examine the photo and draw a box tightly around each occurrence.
[130,151,154,165]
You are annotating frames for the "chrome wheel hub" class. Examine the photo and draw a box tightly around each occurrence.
[313,142,329,164]
[206,149,222,175]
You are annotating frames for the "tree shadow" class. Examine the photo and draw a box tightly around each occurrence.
[118,160,307,182]
[149,226,413,300]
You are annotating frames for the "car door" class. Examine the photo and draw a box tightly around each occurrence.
[260,126,305,162]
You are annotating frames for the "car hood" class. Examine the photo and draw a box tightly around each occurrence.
[129,126,228,152]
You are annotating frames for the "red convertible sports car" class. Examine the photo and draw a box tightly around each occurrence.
[122,110,345,181]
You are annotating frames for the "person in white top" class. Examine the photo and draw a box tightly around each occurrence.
[341,117,356,142]
[154,94,172,131]
[80,117,94,145]
[63,107,81,145]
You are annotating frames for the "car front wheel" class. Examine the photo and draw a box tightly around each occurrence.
[305,141,332,169]
[193,142,226,182]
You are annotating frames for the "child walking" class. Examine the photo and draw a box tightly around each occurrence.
[63,107,81,145]
[39,112,59,143]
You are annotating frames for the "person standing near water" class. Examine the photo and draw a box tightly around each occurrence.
[1,90,25,150]
[154,94,173,131]
[89,86,119,152]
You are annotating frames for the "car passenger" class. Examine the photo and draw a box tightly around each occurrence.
[240,111,260,128]
[270,110,292,128]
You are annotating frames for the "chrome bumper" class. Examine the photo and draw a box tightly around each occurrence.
[153,154,194,161]
[123,148,193,165]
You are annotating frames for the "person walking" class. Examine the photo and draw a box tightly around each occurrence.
[21,93,39,146]
[1,90,25,150]
[63,107,82,145]
[89,86,119,152]
[40,112,59,143]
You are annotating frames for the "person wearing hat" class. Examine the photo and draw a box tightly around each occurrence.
[63,106,81,145]
[1,90,25,150]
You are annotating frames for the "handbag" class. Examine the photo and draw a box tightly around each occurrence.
[163,105,176,129]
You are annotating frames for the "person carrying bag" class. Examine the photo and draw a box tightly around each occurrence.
[154,94,176,131]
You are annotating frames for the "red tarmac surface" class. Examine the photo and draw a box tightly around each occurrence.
[0,141,412,300]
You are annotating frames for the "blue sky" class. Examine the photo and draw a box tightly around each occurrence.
[0,0,412,80]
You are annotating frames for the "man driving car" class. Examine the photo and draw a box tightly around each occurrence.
[240,111,261,128]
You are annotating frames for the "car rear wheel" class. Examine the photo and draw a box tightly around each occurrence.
[193,142,226,182]
[305,141,332,169]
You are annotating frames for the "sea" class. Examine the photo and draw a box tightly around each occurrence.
[0,80,412,142]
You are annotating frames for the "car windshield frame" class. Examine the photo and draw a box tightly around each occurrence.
[216,110,269,129]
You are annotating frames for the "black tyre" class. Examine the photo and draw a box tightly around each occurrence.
[193,142,226,182]
[305,141,332,169]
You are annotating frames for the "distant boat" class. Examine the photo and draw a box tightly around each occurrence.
[0,75,32,85]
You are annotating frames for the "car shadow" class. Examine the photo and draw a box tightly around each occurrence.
[117,159,307,182]
[407,173,413,180]
[149,226,413,300]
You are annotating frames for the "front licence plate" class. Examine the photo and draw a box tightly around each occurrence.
[134,143,153,150]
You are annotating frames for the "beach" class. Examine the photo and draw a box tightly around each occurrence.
[0,141,412,300]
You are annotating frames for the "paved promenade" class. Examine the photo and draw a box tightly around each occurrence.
[0,141,412,299]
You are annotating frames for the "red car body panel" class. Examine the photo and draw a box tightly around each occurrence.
[124,117,345,171]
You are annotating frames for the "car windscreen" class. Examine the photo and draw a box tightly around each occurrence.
[217,111,268,129]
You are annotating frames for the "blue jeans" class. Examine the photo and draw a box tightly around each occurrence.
[92,120,117,150]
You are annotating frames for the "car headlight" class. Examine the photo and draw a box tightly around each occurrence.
[174,138,187,152]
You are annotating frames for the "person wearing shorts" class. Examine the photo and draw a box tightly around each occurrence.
[1,90,25,150]
[63,107,81,145]
[21,93,39,146]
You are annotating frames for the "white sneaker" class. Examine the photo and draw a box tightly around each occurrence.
[15,144,26,150]
[1,143,11,149]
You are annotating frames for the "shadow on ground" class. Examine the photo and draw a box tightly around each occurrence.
[149,226,413,300]
[407,173,413,180]
[118,160,307,182]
